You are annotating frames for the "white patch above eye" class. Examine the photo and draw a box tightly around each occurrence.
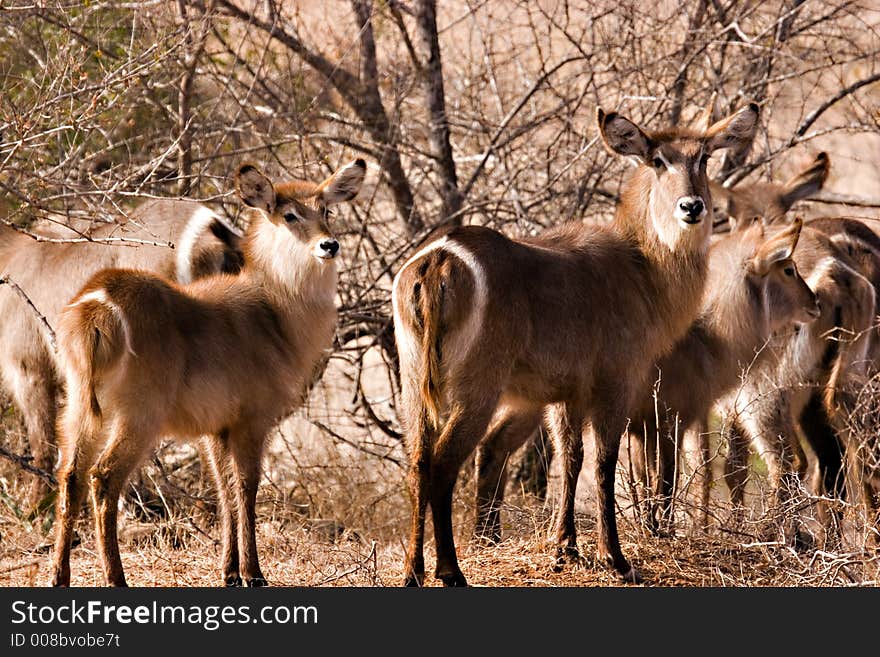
[655,151,679,174]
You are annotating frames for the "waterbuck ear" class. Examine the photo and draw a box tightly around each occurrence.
[751,216,803,275]
[597,108,654,161]
[779,152,829,210]
[317,158,367,205]
[236,164,276,214]
[705,102,760,153]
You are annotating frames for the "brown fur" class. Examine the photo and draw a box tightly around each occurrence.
[0,201,243,507]
[712,152,829,229]
[473,220,819,540]
[50,160,365,587]
[722,226,876,543]
[627,220,819,533]
[393,103,759,586]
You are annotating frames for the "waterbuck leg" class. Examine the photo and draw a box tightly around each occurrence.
[430,399,498,587]
[546,402,585,560]
[89,418,157,587]
[204,432,241,586]
[593,399,641,584]
[229,427,267,587]
[474,407,542,543]
[404,414,434,587]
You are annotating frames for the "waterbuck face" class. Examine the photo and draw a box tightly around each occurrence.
[236,159,366,263]
[598,103,759,246]
[748,217,820,327]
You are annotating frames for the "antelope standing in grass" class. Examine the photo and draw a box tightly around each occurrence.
[474,219,819,540]
[706,152,880,541]
[0,202,243,507]
[393,102,759,585]
[628,219,819,533]
[50,159,365,587]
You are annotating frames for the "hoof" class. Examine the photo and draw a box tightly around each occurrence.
[224,575,243,587]
[618,565,643,584]
[246,577,268,587]
[51,575,69,588]
[551,545,588,571]
[599,551,642,584]
[437,569,468,587]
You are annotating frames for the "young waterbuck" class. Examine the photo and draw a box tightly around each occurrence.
[392,102,759,585]
[628,218,819,532]
[50,159,366,587]
[0,202,243,507]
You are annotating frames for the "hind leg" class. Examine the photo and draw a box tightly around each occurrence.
[546,402,586,558]
[89,416,158,586]
[474,406,542,543]
[430,398,499,586]
[51,401,102,587]
[7,359,59,510]
[203,432,241,586]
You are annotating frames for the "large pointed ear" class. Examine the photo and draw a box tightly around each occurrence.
[316,158,367,205]
[236,163,276,214]
[597,108,654,161]
[779,152,829,210]
[750,216,803,275]
[693,91,719,133]
[705,102,760,153]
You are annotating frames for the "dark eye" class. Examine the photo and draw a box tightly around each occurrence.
[784,265,795,277]
[283,212,298,223]
[652,157,664,169]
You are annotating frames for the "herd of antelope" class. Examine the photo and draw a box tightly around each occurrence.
[2,97,879,587]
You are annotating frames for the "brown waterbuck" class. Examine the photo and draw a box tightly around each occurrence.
[50,159,366,587]
[628,218,819,533]
[721,223,876,544]
[473,218,820,540]
[392,102,759,585]
[0,202,243,507]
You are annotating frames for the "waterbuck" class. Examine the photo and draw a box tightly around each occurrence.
[474,219,819,540]
[0,202,243,507]
[721,224,875,544]
[392,102,759,585]
[50,159,366,587]
[628,219,819,532]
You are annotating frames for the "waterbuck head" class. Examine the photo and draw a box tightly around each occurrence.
[719,153,830,230]
[597,103,760,248]
[745,216,820,327]
[235,159,366,262]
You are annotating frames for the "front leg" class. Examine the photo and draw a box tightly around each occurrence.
[593,409,641,584]
[229,429,267,587]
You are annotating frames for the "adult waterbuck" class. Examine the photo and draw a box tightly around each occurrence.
[473,219,819,540]
[0,202,243,507]
[392,102,759,585]
[50,159,366,587]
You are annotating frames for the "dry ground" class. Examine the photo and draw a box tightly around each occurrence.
[3,473,878,588]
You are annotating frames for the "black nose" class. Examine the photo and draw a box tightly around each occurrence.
[320,239,339,256]
[679,198,704,219]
